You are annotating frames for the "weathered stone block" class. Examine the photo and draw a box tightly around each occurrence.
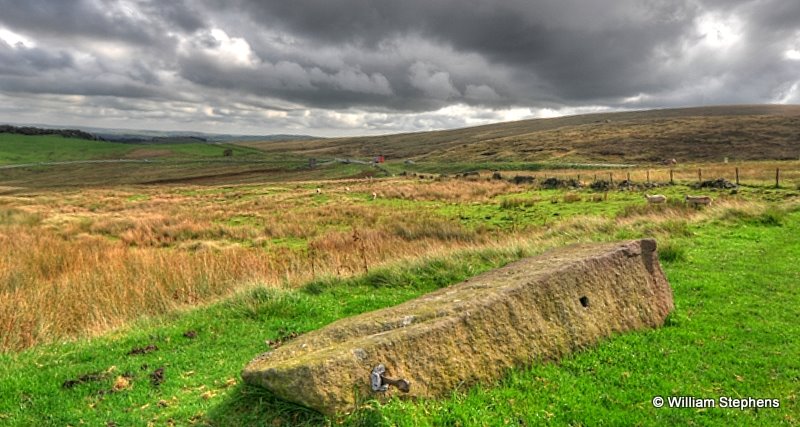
[242,239,674,415]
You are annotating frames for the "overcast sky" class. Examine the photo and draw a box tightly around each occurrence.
[1,0,799,136]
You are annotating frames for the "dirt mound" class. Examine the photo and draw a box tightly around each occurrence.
[242,239,674,415]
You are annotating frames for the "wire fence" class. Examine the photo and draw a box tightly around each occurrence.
[529,162,800,189]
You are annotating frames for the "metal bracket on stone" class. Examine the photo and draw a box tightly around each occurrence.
[370,364,410,393]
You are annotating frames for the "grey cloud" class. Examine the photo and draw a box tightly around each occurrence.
[310,68,393,96]
[0,74,163,99]
[1,0,799,135]
[125,62,162,86]
[177,57,396,109]
[209,0,799,108]
[216,0,703,102]
[408,62,460,99]
[465,85,501,102]
[0,0,160,46]
[140,1,207,33]
[0,42,73,75]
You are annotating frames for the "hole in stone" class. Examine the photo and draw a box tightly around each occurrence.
[579,296,589,308]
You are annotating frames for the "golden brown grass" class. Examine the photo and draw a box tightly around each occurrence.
[376,179,515,203]
[434,115,800,163]
[238,106,800,163]
[0,181,505,351]
[0,173,794,352]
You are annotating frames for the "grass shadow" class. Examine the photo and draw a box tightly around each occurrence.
[205,384,328,426]
[205,384,388,427]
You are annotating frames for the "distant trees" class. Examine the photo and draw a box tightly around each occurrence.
[0,125,97,140]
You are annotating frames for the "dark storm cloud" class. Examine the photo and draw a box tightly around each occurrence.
[215,0,703,102]
[0,0,799,134]
[0,74,163,98]
[141,1,207,33]
[0,0,159,46]
[222,0,797,107]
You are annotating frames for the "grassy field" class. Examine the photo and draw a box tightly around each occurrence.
[0,133,389,188]
[0,134,133,164]
[3,168,799,352]
[0,178,523,351]
[0,190,797,426]
[0,133,271,165]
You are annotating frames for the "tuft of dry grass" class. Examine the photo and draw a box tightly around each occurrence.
[377,179,514,203]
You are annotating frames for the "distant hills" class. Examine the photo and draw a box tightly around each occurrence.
[5,105,800,164]
[237,105,800,164]
[0,123,315,144]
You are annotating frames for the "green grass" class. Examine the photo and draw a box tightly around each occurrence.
[656,241,688,263]
[1,208,798,426]
[435,188,646,231]
[153,143,263,159]
[0,134,132,164]
[372,215,800,425]
[0,249,522,426]
[0,134,384,187]
[316,163,383,179]
[0,133,274,165]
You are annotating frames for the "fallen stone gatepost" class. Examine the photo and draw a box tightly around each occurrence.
[242,239,674,415]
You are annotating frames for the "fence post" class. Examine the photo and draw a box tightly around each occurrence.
[776,168,780,188]
[698,168,702,182]
[670,169,674,185]
[646,170,650,183]
[609,172,613,185]
[735,167,739,186]
[627,172,631,182]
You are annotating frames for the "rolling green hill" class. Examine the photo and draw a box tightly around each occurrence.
[238,105,800,164]
[0,134,132,165]
[0,133,374,188]
[0,133,268,165]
